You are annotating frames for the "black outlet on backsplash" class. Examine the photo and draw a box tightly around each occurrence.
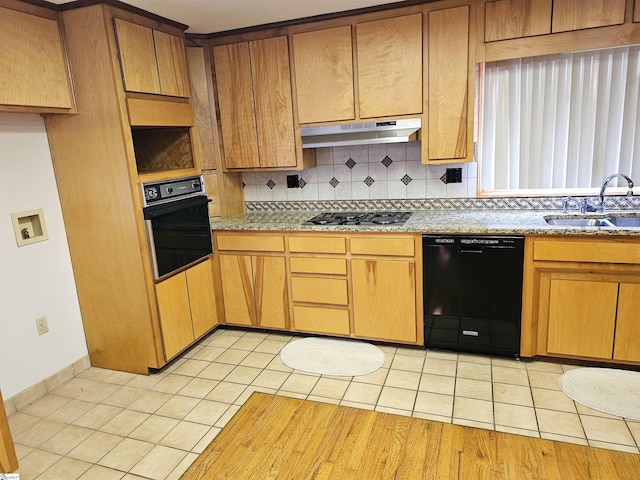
[286,175,299,188]
[442,168,462,184]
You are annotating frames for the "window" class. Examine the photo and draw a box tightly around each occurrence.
[479,46,640,195]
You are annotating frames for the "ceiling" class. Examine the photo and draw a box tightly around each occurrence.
[47,0,411,34]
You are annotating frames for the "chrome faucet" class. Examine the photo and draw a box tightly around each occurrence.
[599,174,634,212]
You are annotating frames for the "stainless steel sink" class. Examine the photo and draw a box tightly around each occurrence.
[606,216,640,227]
[544,214,640,228]
[545,217,614,227]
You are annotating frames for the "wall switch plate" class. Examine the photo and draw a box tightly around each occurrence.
[286,175,299,188]
[36,316,49,335]
[441,168,463,184]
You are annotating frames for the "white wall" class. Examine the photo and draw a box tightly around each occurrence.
[0,113,87,398]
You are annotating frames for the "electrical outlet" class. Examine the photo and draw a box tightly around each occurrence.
[36,316,49,335]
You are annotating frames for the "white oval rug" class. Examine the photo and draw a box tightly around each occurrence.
[558,367,640,421]
[280,337,385,377]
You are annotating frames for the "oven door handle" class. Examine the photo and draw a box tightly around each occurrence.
[143,195,209,220]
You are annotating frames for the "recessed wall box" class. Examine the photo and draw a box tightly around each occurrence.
[10,209,49,247]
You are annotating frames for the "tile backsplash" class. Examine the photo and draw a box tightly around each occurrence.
[242,142,478,202]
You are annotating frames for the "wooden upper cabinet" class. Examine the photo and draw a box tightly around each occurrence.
[636,0,640,23]
[292,26,355,124]
[484,0,552,42]
[250,36,296,168]
[213,42,260,168]
[427,6,470,161]
[213,36,296,169]
[552,0,626,33]
[153,30,190,97]
[356,14,422,118]
[0,6,74,111]
[114,18,189,97]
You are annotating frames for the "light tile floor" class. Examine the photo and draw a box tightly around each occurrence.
[9,327,640,479]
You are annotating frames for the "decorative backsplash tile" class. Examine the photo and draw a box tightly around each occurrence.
[242,142,478,202]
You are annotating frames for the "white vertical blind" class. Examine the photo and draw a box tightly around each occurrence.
[481,46,640,192]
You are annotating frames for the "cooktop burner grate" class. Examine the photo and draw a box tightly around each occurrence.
[303,211,413,226]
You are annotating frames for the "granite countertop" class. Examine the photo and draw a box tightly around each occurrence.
[210,209,640,236]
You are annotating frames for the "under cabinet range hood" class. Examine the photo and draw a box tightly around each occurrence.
[300,118,421,148]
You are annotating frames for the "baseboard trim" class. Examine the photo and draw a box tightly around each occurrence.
[4,355,91,416]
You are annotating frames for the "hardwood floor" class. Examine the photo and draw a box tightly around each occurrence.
[182,392,640,480]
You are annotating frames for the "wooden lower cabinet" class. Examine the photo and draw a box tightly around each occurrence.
[545,276,617,359]
[155,259,218,360]
[219,254,287,329]
[293,306,350,336]
[525,237,640,364]
[352,258,417,343]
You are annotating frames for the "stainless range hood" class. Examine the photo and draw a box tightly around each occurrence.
[301,118,421,148]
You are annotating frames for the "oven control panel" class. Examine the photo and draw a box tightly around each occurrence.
[142,175,204,205]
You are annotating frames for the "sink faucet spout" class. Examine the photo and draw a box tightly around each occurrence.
[599,174,634,212]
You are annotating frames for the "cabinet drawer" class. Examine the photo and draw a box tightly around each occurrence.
[289,236,346,254]
[533,239,640,265]
[290,257,347,275]
[216,234,285,252]
[293,306,350,335]
[350,237,415,256]
[291,277,348,305]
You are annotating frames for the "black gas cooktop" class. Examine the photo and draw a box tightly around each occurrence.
[303,211,413,226]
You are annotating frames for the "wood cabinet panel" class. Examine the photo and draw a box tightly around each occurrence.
[216,234,285,252]
[292,26,355,124]
[0,391,17,473]
[484,0,552,42]
[352,259,416,342]
[356,14,422,118]
[187,47,216,170]
[293,306,350,336]
[186,259,218,338]
[290,257,348,275]
[253,256,287,329]
[0,7,74,110]
[427,6,469,161]
[153,30,190,97]
[219,254,255,326]
[289,236,347,254]
[213,42,260,169]
[114,18,161,94]
[250,36,296,168]
[552,0,626,33]
[533,239,640,264]
[350,237,414,256]
[291,277,349,305]
[636,0,640,23]
[613,283,640,362]
[546,278,617,359]
[156,272,194,360]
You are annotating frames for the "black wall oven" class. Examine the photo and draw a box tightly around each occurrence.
[142,175,213,279]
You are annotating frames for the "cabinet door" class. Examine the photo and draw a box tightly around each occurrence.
[253,256,287,329]
[250,36,296,168]
[427,6,470,161]
[213,42,260,169]
[484,0,552,42]
[156,272,195,360]
[114,19,161,95]
[219,254,256,325]
[0,7,74,109]
[552,0,625,33]
[636,0,640,23]
[186,259,219,339]
[546,278,617,359]
[352,259,416,342]
[0,391,18,473]
[356,14,422,118]
[153,30,190,97]
[613,283,640,362]
[187,47,217,170]
[292,26,355,124]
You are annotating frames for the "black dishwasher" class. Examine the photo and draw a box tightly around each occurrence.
[423,235,524,358]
